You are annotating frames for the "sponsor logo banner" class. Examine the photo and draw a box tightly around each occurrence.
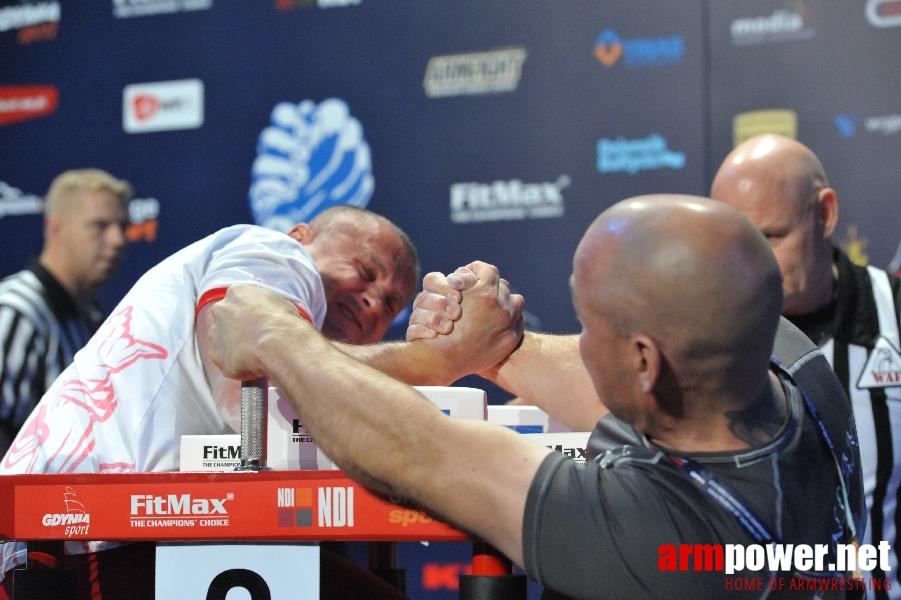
[275,0,361,9]
[423,47,527,98]
[123,79,204,133]
[249,98,373,231]
[41,487,91,538]
[0,85,59,126]
[866,0,901,27]
[596,135,685,175]
[113,0,213,19]
[594,28,684,69]
[0,181,43,218]
[834,113,901,138]
[126,197,160,243]
[11,476,465,540]
[733,109,798,146]
[0,0,59,44]
[450,175,569,224]
[730,5,816,46]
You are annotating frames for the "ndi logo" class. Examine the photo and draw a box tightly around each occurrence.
[249,98,373,232]
[597,135,685,175]
[594,28,684,69]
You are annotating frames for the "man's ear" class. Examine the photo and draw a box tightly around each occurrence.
[45,214,62,239]
[818,187,839,239]
[632,333,660,394]
[287,223,315,245]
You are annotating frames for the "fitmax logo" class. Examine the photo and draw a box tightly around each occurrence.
[130,494,230,515]
[450,175,570,223]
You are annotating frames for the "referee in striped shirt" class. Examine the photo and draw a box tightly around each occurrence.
[0,169,131,453]
[713,134,901,599]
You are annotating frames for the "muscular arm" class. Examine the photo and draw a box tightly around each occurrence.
[492,332,607,432]
[207,284,550,567]
[408,267,607,431]
[196,304,241,431]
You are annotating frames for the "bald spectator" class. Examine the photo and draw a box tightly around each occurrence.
[207,196,863,599]
[712,134,901,597]
[0,169,131,453]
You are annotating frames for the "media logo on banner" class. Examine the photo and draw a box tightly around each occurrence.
[0,85,58,126]
[449,175,570,224]
[730,4,816,46]
[596,135,685,175]
[593,28,684,69]
[0,181,43,218]
[866,0,901,27]
[276,486,355,528]
[249,98,373,232]
[834,113,901,138]
[423,47,527,98]
[0,1,59,44]
[129,491,232,529]
[274,0,361,9]
[123,79,204,134]
[41,487,91,538]
[113,0,212,19]
[733,109,798,146]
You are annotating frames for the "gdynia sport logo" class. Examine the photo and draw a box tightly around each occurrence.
[658,542,893,593]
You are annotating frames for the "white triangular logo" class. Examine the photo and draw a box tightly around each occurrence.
[857,335,901,389]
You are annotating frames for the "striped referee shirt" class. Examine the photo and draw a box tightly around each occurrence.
[790,248,901,600]
[0,261,105,441]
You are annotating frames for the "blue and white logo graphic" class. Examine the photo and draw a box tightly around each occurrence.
[249,98,373,232]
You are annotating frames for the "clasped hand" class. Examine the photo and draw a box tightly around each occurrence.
[407,261,524,379]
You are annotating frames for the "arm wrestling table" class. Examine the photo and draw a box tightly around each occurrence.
[0,470,526,599]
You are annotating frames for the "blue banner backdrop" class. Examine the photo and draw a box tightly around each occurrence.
[1,1,898,598]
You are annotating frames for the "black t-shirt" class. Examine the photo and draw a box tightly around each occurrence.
[522,318,864,600]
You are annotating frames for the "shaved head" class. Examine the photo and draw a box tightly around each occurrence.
[711,134,829,216]
[711,134,837,315]
[571,195,782,422]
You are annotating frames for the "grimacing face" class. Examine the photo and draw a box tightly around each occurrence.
[312,222,416,345]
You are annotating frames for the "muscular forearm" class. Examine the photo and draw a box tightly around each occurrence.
[332,340,462,386]
[254,315,546,566]
[491,332,607,431]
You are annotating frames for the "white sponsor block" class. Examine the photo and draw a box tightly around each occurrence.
[179,434,241,472]
[413,386,487,420]
[182,386,488,472]
[487,404,572,434]
[522,431,592,464]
